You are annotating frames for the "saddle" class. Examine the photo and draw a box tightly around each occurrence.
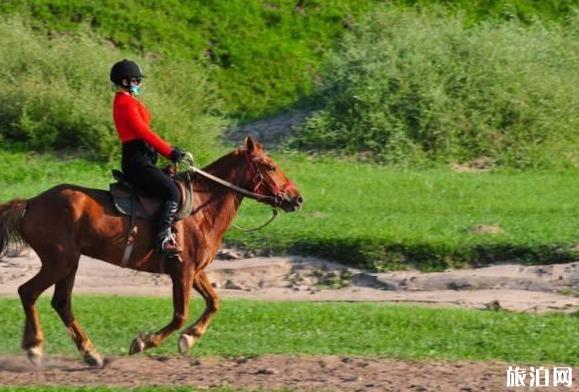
[109,170,193,221]
[109,169,194,268]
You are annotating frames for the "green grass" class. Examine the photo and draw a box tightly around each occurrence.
[2,151,578,270]
[0,297,577,364]
[0,151,111,200]
[2,4,579,168]
[227,156,579,270]
[399,0,579,25]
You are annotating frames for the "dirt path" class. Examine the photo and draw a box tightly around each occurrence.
[1,251,578,313]
[1,354,577,391]
[0,354,549,391]
[225,109,310,146]
[1,252,578,390]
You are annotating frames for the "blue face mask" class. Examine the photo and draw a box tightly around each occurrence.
[129,85,142,96]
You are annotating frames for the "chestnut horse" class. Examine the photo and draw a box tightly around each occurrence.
[0,137,302,367]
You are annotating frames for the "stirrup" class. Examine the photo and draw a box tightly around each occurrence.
[156,232,181,256]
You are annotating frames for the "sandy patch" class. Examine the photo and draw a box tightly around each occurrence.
[0,251,578,313]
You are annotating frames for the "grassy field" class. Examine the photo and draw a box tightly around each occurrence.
[1,17,577,270]
[1,150,578,270]
[231,156,579,270]
[0,297,577,364]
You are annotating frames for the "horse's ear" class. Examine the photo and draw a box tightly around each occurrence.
[244,136,255,153]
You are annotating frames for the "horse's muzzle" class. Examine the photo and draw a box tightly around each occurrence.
[278,194,303,212]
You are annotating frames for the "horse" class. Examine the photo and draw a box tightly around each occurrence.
[0,136,303,367]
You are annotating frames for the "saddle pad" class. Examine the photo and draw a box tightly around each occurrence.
[110,183,158,219]
[109,177,194,221]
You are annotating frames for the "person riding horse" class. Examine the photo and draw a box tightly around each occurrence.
[110,59,185,255]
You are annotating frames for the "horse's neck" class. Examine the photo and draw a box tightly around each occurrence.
[189,150,251,239]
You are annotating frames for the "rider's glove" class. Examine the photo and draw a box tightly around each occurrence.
[170,147,186,163]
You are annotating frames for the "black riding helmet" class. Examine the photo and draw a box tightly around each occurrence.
[110,59,145,85]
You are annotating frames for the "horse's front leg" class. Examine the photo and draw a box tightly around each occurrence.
[178,270,220,353]
[129,261,192,354]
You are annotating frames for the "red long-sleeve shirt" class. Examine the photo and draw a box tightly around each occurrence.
[113,92,172,158]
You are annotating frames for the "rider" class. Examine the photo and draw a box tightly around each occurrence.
[110,59,185,256]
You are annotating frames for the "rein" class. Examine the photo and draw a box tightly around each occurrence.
[230,208,278,232]
[188,166,278,203]
[179,153,280,232]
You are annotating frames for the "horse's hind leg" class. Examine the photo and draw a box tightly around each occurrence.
[178,271,220,353]
[18,266,62,366]
[51,264,103,367]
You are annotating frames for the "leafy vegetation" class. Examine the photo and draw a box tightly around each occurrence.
[0,17,225,163]
[2,1,579,120]
[0,297,577,364]
[0,0,382,119]
[397,0,579,25]
[291,9,579,168]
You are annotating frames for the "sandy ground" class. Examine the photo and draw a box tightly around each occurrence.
[1,251,578,391]
[1,251,578,313]
[1,353,571,392]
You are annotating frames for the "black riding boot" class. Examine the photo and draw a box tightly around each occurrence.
[155,201,181,255]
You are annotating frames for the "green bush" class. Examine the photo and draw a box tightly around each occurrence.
[2,1,579,120]
[0,18,225,162]
[292,9,579,168]
[0,0,383,120]
[397,0,579,25]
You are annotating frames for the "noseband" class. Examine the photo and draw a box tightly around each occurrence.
[244,150,296,207]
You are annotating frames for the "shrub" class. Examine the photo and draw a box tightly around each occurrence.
[2,1,579,120]
[0,18,225,163]
[0,0,383,120]
[292,9,579,168]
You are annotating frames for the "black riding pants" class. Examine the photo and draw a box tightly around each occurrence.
[121,140,180,204]
[123,164,180,203]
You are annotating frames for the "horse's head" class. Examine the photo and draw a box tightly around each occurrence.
[243,136,303,212]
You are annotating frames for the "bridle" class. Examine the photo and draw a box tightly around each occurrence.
[244,150,297,207]
[179,150,294,231]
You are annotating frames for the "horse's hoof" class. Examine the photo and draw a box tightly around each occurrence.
[83,350,104,368]
[178,334,196,354]
[129,334,146,355]
[26,345,43,367]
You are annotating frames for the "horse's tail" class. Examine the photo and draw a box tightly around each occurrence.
[0,199,28,258]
